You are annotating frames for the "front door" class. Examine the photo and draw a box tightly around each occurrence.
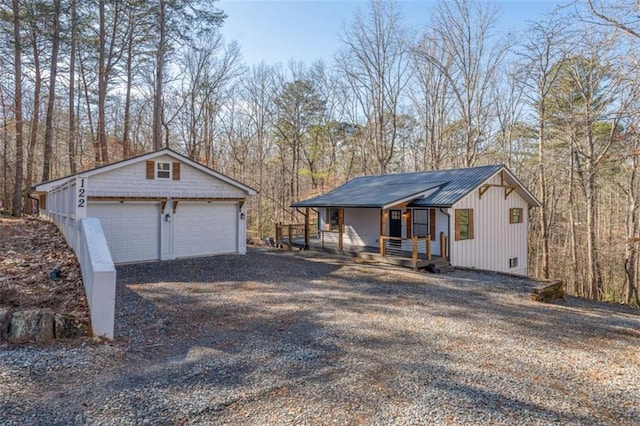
[389,209,402,247]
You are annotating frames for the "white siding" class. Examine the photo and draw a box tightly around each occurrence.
[319,208,380,247]
[319,207,447,256]
[449,173,529,274]
[88,155,245,198]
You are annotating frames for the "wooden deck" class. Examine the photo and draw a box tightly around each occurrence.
[287,237,447,271]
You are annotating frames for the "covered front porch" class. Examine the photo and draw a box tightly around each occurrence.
[276,206,450,272]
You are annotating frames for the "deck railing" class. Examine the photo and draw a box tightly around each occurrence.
[275,222,317,249]
[380,235,433,264]
[275,223,448,266]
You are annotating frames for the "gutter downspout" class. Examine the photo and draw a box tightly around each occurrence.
[439,208,450,261]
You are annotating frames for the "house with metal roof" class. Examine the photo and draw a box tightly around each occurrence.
[292,164,540,275]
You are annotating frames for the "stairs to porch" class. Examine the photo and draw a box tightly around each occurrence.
[426,257,455,274]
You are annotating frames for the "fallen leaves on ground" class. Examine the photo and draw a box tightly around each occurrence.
[0,215,88,321]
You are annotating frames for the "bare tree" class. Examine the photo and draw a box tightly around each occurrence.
[585,0,640,39]
[337,0,410,174]
[151,0,226,150]
[516,19,573,279]
[11,0,24,216]
[177,34,241,160]
[410,28,455,170]
[67,0,78,173]
[423,0,509,167]
[41,0,61,182]
[241,62,277,237]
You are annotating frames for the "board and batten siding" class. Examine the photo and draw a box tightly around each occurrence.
[449,173,529,275]
[87,155,245,198]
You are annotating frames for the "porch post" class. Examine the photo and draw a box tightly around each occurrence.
[304,207,310,250]
[412,236,418,267]
[338,208,344,251]
[440,232,447,258]
[380,209,386,256]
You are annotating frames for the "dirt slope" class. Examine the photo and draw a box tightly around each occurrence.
[0,215,88,321]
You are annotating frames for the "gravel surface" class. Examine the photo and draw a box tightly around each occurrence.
[1,247,639,425]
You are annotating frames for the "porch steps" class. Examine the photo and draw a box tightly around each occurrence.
[426,258,455,274]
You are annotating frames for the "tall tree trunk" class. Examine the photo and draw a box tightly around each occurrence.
[152,0,166,150]
[42,0,61,182]
[1,92,9,210]
[97,0,108,165]
[122,15,133,159]
[12,0,24,217]
[586,169,602,299]
[625,154,640,305]
[67,0,77,173]
[569,149,580,295]
[538,108,550,279]
[25,20,41,210]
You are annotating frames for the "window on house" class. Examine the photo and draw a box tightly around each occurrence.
[509,257,519,268]
[327,207,340,231]
[510,208,523,224]
[156,162,171,179]
[455,208,474,240]
[413,209,429,238]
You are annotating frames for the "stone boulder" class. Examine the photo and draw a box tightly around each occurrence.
[0,308,12,340]
[54,314,90,339]
[10,309,54,342]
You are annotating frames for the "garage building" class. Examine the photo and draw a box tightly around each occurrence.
[33,149,256,264]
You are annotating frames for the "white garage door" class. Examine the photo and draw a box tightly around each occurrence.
[174,202,237,258]
[88,202,161,263]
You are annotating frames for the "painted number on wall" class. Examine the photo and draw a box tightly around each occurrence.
[77,178,86,208]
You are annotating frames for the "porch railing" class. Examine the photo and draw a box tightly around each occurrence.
[275,222,317,250]
[380,235,433,263]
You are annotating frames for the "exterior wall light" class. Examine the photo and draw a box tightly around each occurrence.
[240,213,245,220]
[165,214,172,222]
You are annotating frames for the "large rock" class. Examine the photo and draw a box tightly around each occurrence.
[54,314,90,339]
[0,308,12,340]
[9,309,54,342]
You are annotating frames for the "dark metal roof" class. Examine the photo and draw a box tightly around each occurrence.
[292,164,540,208]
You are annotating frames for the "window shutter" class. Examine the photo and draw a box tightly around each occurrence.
[430,209,436,241]
[509,208,514,224]
[146,160,154,179]
[454,209,461,241]
[406,210,412,238]
[172,162,181,180]
[469,209,475,240]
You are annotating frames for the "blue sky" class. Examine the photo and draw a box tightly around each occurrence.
[218,0,563,66]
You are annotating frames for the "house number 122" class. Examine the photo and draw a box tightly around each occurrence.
[77,178,86,208]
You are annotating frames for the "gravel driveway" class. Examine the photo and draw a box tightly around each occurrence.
[1,248,639,425]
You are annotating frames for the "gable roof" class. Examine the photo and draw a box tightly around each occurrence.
[292,164,540,209]
[32,148,257,195]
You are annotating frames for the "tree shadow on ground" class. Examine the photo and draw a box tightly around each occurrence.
[61,247,640,424]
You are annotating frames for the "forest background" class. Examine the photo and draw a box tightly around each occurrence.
[1,0,639,306]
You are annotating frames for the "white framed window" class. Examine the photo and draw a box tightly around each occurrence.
[509,257,518,268]
[413,209,429,238]
[156,162,171,179]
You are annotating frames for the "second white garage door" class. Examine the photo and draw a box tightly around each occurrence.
[173,202,237,258]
